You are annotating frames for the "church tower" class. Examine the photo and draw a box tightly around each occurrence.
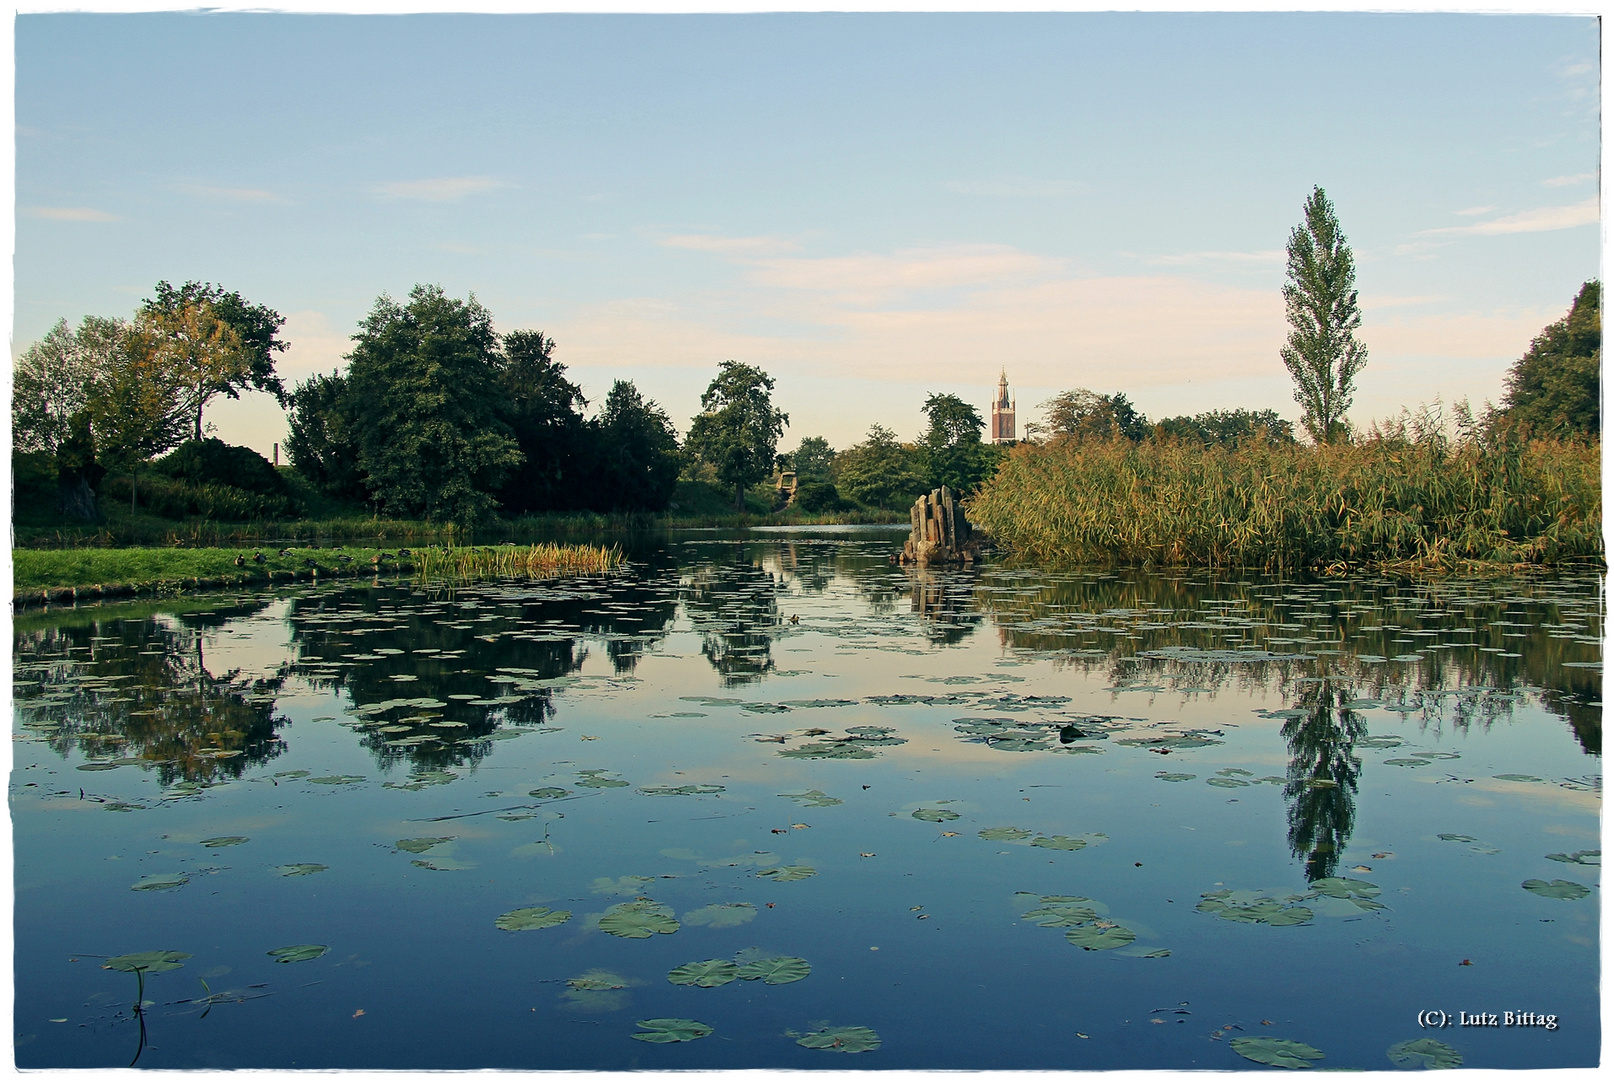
[990,370,1016,443]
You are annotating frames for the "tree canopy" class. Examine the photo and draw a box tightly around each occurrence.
[138,281,288,441]
[1032,388,1148,442]
[920,392,997,494]
[495,329,588,514]
[1495,280,1600,438]
[1281,187,1367,444]
[834,424,928,509]
[685,361,789,511]
[11,316,121,454]
[1153,408,1297,447]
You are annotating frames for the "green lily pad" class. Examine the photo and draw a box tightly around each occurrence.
[1307,877,1380,900]
[131,873,189,892]
[1545,850,1600,866]
[1382,759,1431,767]
[592,875,656,896]
[395,837,454,854]
[600,900,680,938]
[1030,834,1088,851]
[631,1018,712,1043]
[1197,889,1313,926]
[1231,1036,1325,1069]
[640,784,726,796]
[103,950,191,973]
[577,770,630,788]
[267,944,328,964]
[199,836,250,848]
[1387,1038,1463,1069]
[735,955,810,984]
[527,787,571,800]
[275,863,328,877]
[1022,902,1101,928]
[1064,923,1136,950]
[568,971,630,991]
[1522,878,1591,900]
[411,857,475,871]
[306,774,367,784]
[1206,777,1250,788]
[979,826,1034,842]
[76,762,120,771]
[682,903,757,928]
[793,1025,880,1053]
[779,789,842,807]
[667,959,739,987]
[1493,774,1544,783]
[778,742,876,760]
[912,807,961,823]
[1155,773,1196,782]
[756,865,817,882]
[495,906,573,931]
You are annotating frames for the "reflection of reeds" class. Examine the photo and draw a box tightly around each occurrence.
[413,543,621,581]
[971,434,1602,570]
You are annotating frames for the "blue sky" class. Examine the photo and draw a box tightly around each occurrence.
[12,10,1601,458]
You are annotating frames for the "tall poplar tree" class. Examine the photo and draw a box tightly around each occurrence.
[1281,187,1367,444]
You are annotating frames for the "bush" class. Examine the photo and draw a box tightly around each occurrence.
[104,472,300,522]
[153,439,291,498]
[793,481,844,513]
[11,450,58,517]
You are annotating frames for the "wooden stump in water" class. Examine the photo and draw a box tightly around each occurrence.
[898,486,980,566]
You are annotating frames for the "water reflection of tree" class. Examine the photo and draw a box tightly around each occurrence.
[13,607,288,786]
[1281,677,1365,882]
[906,567,982,645]
[288,576,677,769]
[682,554,781,685]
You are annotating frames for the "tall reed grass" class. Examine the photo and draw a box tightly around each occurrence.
[413,543,622,581]
[969,428,1602,571]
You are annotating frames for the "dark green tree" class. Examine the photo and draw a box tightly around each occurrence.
[1152,408,1297,447]
[588,380,682,511]
[920,392,997,494]
[1281,187,1367,444]
[685,361,789,511]
[285,371,369,501]
[1033,388,1149,442]
[834,424,928,509]
[782,435,836,481]
[344,285,522,522]
[495,329,588,513]
[1495,281,1600,438]
[140,281,288,440]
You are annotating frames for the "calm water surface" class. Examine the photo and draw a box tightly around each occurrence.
[11,531,1602,1069]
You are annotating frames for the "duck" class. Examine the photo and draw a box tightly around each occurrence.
[233,554,246,567]
[252,552,267,564]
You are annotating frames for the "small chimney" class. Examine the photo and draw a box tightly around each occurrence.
[273,442,279,467]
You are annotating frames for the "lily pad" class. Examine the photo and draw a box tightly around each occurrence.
[1155,773,1196,782]
[306,774,367,784]
[1030,834,1093,851]
[667,959,739,987]
[1521,878,1591,900]
[577,770,630,788]
[1387,1038,1463,1069]
[631,1018,712,1043]
[640,784,726,796]
[199,836,250,848]
[682,903,757,928]
[599,900,680,938]
[103,950,191,973]
[568,971,630,991]
[736,955,810,984]
[411,857,475,871]
[1064,923,1136,950]
[275,863,328,877]
[1197,889,1313,926]
[1545,850,1600,866]
[267,944,328,964]
[1206,777,1250,788]
[794,1025,881,1053]
[979,826,1034,842]
[779,789,842,807]
[592,875,656,896]
[912,807,961,823]
[131,873,189,892]
[756,865,817,882]
[527,787,571,800]
[396,837,454,854]
[1493,774,1544,783]
[495,906,573,931]
[1023,902,1102,928]
[1382,758,1431,767]
[1230,1036,1325,1069]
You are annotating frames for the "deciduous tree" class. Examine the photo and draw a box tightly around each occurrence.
[1494,280,1600,438]
[685,361,789,511]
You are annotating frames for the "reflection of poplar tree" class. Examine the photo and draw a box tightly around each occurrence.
[1281,678,1365,881]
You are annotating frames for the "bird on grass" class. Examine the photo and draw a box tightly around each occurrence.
[252,552,267,564]
[233,555,246,567]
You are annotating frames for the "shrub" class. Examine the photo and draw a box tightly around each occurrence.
[153,438,290,498]
[794,481,844,513]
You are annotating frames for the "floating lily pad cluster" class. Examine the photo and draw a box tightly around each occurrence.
[1230,1036,1325,1069]
[1018,894,1139,951]
[667,952,810,988]
[599,899,681,938]
[778,789,842,807]
[495,906,572,931]
[789,1024,881,1053]
[778,726,906,759]
[639,783,725,797]
[1387,1038,1463,1069]
[1196,889,1315,926]
[979,827,1107,852]
[1522,878,1591,900]
[577,769,630,788]
[1545,849,1599,866]
[756,864,817,882]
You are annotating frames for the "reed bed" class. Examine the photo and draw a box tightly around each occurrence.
[969,432,1602,571]
[413,542,622,581]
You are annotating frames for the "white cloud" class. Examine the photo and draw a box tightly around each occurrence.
[744,243,1066,303]
[370,176,510,202]
[1453,205,1498,216]
[1543,172,1596,188]
[277,310,355,378]
[1360,308,1556,360]
[1418,198,1598,237]
[941,178,1086,198]
[182,184,290,204]
[1140,249,1285,267]
[26,206,117,222]
[660,233,801,255]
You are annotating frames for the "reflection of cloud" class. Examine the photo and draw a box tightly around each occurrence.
[941,178,1085,198]
[1418,198,1598,237]
[370,176,509,202]
[1543,173,1596,188]
[660,233,800,255]
[26,206,117,222]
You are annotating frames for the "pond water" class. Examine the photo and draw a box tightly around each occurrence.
[11,530,1602,1070]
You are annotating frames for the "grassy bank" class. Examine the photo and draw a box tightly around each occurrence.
[969,432,1602,571]
[12,542,622,602]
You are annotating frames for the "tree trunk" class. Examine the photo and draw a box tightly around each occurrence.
[194,402,204,442]
[131,469,138,515]
[734,483,745,512]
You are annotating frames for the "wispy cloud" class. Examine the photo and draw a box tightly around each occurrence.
[1139,249,1284,267]
[744,244,1066,304]
[1543,172,1596,188]
[182,184,291,204]
[942,178,1085,198]
[660,233,801,256]
[26,206,118,222]
[1418,198,1598,237]
[1453,205,1498,217]
[370,176,510,202]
